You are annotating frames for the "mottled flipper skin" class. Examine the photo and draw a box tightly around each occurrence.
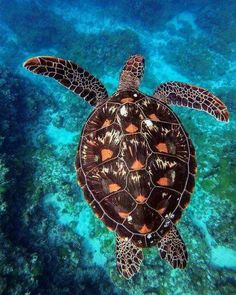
[116,235,143,280]
[23,56,108,105]
[158,225,188,269]
[154,82,229,122]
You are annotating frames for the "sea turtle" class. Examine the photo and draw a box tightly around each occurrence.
[23,55,229,279]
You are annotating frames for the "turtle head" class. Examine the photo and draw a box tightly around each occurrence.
[118,55,145,91]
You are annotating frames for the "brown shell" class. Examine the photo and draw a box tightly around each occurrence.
[76,90,196,248]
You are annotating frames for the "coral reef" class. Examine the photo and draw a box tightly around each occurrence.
[0,68,84,294]
[0,153,8,217]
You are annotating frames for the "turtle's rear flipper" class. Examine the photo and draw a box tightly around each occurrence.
[158,226,188,269]
[153,82,229,122]
[23,56,108,106]
[116,235,143,279]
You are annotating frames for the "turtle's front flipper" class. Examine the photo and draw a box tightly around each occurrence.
[153,82,229,122]
[23,56,108,106]
[158,226,188,269]
[116,235,143,279]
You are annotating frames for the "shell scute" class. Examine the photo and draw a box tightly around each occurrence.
[108,90,143,104]
[101,214,118,231]
[126,170,152,203]
[83,102,117,136]
[124,204,163,234]
[147,187,181,217]
[101,191,136,224]
[116,224,133,240]
[86,158,128,201]
[80,124,122,172]
[90,200,104,218]
[136,97,179,123]
[147,155,188,193]
[142,120,189,161]
[117,103,143,134]
[120,134,150,170]
[179,191,191,209]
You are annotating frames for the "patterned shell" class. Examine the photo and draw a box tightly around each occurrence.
[76,90,197,248]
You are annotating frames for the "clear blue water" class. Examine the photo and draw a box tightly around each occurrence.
[0,0,235,294]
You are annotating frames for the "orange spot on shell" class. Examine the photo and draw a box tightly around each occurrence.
[157,207,167,215]
[157,177,171,186]
[136,194,146,203]
[131,160,144,170]
[175,217,181,223]
[149,113,160,121]
[108,183,121,193]
[101,148,113,161]
[155,143,168,153]
[118,212,129,219]
[182,201,189,209]
[121,97,134,103]
[102,119,111,128]
[125,123,138,133]
[138,224,152,234]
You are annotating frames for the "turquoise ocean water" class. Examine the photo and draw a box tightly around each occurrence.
[0,0,235,294]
